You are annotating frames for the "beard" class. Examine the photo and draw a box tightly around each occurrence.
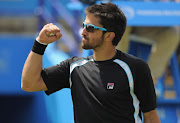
[81,35,104,50]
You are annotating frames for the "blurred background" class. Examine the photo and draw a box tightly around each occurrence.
[0,0,179,123]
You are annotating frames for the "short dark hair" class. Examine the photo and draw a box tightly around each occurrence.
[85,2,127,46]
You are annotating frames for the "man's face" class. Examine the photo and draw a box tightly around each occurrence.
[81,13,105,50]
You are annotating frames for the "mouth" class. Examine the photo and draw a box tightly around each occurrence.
[82,36,88,41]
[82,38,87,41]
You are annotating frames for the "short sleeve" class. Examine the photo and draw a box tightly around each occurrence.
[41,59,70,95]
[134,60,157,113]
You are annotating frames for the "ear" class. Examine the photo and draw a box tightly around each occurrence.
[104,32,115,42]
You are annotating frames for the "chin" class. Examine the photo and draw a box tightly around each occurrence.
[82,46,91,50]
[81,42,89,50]
[81,40,95,49]
[82,45,93,50]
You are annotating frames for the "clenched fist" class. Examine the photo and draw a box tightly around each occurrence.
[36,23,62,44]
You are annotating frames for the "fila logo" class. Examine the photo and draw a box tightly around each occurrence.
[107,83,114,89]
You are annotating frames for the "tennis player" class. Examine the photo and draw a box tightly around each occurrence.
[21,2,160,123]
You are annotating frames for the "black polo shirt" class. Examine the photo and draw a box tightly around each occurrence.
[41,50,157,123]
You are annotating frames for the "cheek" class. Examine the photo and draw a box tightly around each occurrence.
[94,35,103,42]
[89,32,103,43]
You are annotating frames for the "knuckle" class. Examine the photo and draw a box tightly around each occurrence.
[44,28,51,32]
[44,24,49,27]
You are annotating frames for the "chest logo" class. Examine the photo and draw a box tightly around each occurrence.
[107,83,114,89]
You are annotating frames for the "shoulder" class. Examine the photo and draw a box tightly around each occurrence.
[63,56,93,65]
[115,50,151,77]
[116,50,148,68]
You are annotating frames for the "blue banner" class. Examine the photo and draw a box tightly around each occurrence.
[97,1,180,26]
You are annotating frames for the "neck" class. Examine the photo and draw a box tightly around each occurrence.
[93,46,117,61]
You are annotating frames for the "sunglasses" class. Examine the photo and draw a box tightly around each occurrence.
[83,22,107,32]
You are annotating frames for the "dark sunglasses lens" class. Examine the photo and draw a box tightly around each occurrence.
[86,25,95,32]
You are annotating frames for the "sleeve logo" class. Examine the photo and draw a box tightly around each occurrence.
[107,83,114,89]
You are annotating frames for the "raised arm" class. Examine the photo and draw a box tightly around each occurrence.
[21,23,62,92]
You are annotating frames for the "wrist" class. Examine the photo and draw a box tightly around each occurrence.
[31,39,48,55]
[36,37,48,45]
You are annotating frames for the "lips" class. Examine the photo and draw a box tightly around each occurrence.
[82,36,88,41]
[83,38,87,41]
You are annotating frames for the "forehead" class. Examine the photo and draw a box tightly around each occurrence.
[84,13,102,26]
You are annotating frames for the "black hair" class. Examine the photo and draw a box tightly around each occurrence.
[85,2,127,46]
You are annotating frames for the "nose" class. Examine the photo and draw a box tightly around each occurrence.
[81,27,88,36]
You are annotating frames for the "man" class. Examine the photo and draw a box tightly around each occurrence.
[21,2,160,123]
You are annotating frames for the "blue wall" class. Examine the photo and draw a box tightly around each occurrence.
[0,0,38,16]
[0,35,49,123]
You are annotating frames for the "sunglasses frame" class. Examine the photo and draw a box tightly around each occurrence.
[83,22,107,32]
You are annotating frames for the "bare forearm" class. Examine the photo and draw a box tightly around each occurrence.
[144,117,160,123]
[21,51,43,91]
[143,110,161,123]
